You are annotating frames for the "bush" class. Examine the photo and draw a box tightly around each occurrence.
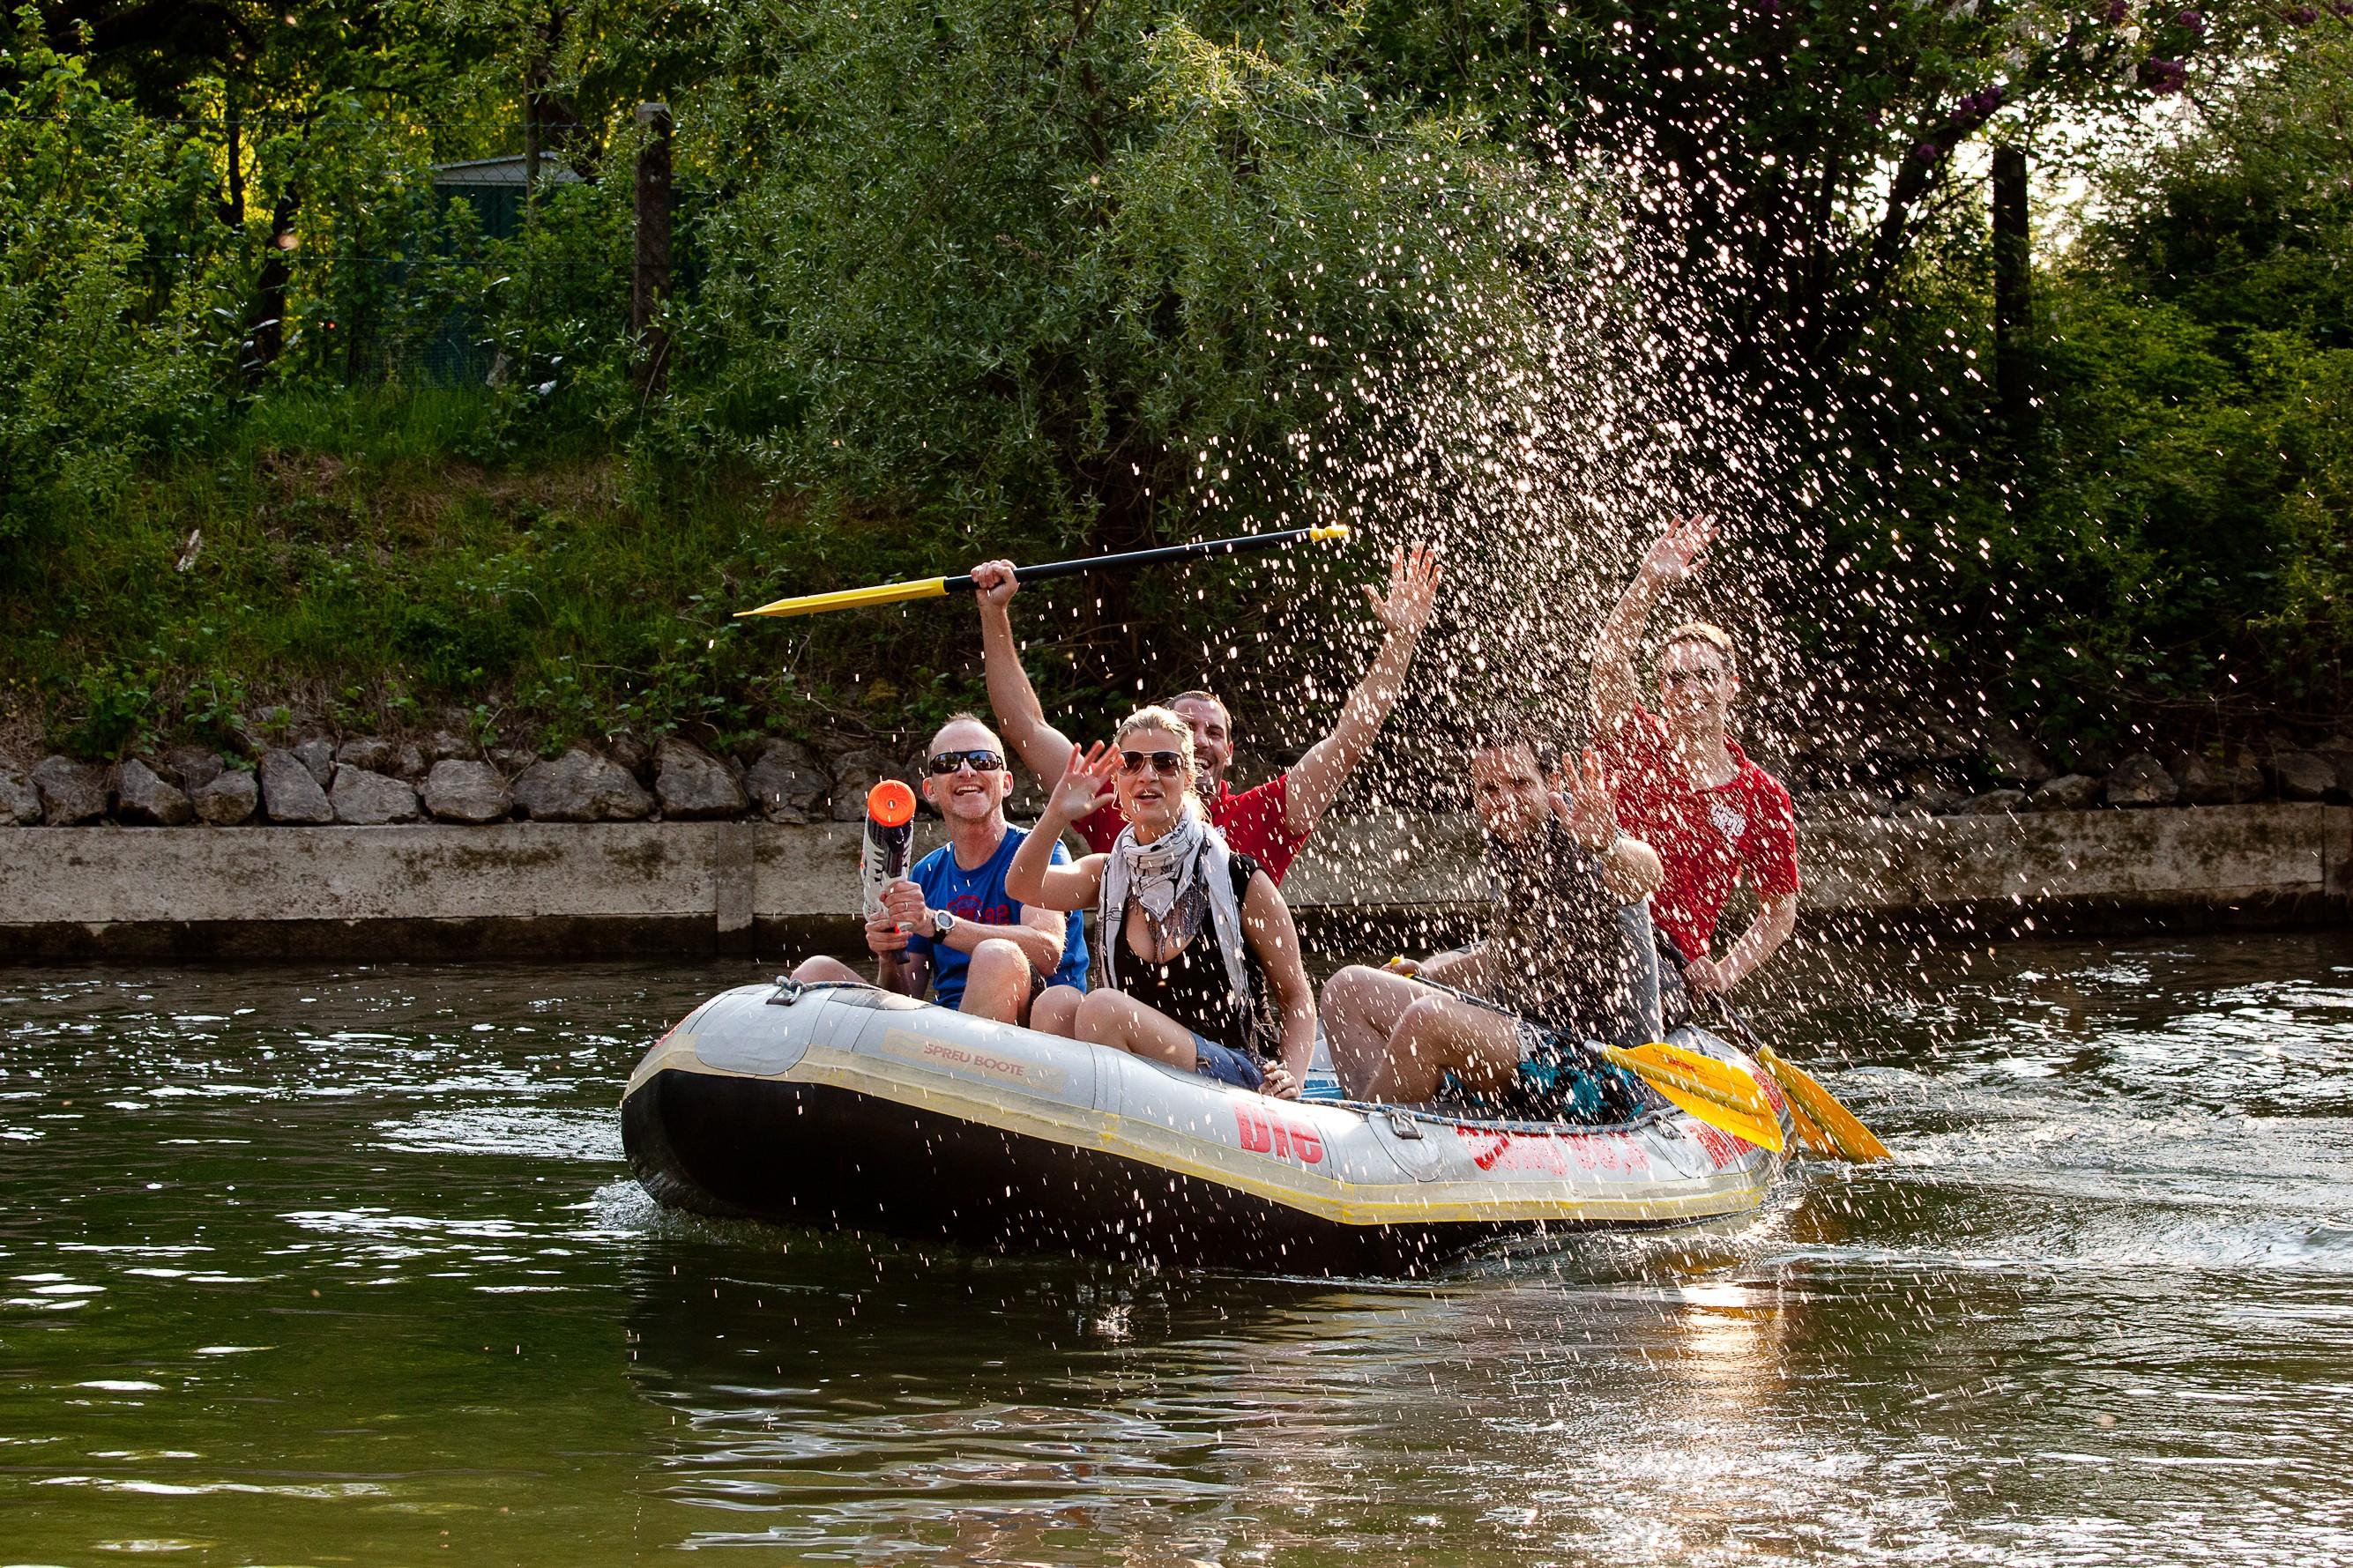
[0,23,235,573]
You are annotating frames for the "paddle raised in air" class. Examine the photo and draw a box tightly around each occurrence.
[736,524,1351,620]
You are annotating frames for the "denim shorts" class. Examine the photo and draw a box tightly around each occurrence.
[1189,1033,1266,1091]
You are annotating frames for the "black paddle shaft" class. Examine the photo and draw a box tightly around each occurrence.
[937,526,1335,595]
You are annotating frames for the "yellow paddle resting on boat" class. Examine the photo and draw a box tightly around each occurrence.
[1597,1041,1784,1154]
[1753,1044,1890,1163]
[1697,997,1889,1163]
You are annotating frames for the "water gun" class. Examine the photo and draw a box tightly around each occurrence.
[859,779,919,925]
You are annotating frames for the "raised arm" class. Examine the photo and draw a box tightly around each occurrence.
[1003,743,1115,912]
[1282,544,1442,838]
[1240,870,1316,1099]
[1592,514,1714,734]
[972,560,1080,786]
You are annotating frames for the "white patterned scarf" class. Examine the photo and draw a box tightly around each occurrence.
[1097,812,1251,1004]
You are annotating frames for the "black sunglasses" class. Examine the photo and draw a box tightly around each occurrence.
[926,748,1006,775]
[1118,749,1188,777]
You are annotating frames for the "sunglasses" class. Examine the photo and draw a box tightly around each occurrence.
[1661,666,1726,686]
[1118,749,1188,777]
[926,748,1006,775]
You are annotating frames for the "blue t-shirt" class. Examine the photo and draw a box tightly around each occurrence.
[904,826,1089,1007]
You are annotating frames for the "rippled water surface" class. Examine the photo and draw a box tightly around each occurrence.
[4,934,2349,1564]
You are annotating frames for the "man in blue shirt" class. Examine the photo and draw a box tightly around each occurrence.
[792,714,1088,1023]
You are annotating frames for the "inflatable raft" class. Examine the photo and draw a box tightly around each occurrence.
[621,978,1793,1275]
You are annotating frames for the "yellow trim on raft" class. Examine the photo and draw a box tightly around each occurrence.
[637,1039,1776,1228]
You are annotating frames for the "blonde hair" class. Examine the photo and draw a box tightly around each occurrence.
[1659,621,1738,676]
[1113,705,1202,814]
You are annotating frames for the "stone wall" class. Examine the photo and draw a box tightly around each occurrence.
[2,806,2343,961]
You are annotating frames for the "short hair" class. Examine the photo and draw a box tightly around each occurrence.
[1659,621,1738,674]
[1464,709,1550,762]
[1162,689,1229,725]
[927,711,1000,752]
[1113,705,1200,797]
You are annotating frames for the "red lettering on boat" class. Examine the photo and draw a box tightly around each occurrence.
[1232,1104,1324,1165]
[1693,1123,1751,1169]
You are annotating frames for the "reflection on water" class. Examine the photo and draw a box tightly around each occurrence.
[1,936,2349,1564]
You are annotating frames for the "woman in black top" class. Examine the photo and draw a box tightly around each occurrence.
[1006,706,1317,1098]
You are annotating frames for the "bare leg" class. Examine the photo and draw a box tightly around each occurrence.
[1073,988,1202,1072]
[791,955,866,985]
[1321,965,1425,1097]
[1361,993,1524,1103]
[958,938,1034,1025]
[1030,985,1084,1039]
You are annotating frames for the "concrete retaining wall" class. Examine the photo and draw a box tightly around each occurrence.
[1,806,2345,961]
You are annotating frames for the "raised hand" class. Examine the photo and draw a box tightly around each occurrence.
[1044,740,1118,823]
[970,558,1021,610]
[1364,542,1443,642]
[1552,747,1620,853]
[1638,514,1716,585]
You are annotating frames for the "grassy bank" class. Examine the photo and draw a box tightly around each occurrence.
[0,385,1366,769]
[0,387,985,762]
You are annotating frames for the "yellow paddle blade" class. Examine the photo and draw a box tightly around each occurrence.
[1626,1041,1775,1116]
[1306,524,1351,542]
[1754,1044,1889,1163]
[1597,1044,1784,1154]
[1782,1090,1840,1159]
[735,576,952,620]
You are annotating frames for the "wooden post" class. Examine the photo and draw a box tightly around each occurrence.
[1992,145,2033,450]
[634,101,674,397]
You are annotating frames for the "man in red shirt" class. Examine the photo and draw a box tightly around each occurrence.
[1591,514,1799,993]
[970,543,1441,882]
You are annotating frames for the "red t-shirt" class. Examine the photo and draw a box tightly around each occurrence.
[1074,772,1311,884]
[1602,706,1800,962]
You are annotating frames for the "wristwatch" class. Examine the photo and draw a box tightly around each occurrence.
[929,909,958,940]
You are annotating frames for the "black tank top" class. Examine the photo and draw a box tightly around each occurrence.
[1114,854,1272,1059]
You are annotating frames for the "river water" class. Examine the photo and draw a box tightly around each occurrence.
[3,933,2348,1564]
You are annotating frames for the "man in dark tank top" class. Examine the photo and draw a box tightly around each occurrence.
[1318,715,1665,1104]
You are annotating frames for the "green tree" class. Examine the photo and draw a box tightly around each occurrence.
[675,0,1545,674]
[0,17,231,563]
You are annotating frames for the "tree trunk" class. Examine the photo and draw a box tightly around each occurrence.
[1992,144,2034,451]
[632,102,674,397]
[246,191,298,375]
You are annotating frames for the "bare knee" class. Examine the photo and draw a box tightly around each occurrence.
[1031,985,1084,1037]
[791,955,862,985]
[960,939,1031,1016]
[1074,986,1133,1045]
[966,938,1029,985]
[1320,964,1384,1017]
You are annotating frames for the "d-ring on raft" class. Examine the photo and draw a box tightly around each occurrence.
[620,979,1795,1277]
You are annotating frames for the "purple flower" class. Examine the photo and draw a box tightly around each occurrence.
[2140,56,2188,93]
[1913,139,1941,160]
[2104,0,2129,20]
[2282,3,2318,20]
[2176,9,2205,29]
